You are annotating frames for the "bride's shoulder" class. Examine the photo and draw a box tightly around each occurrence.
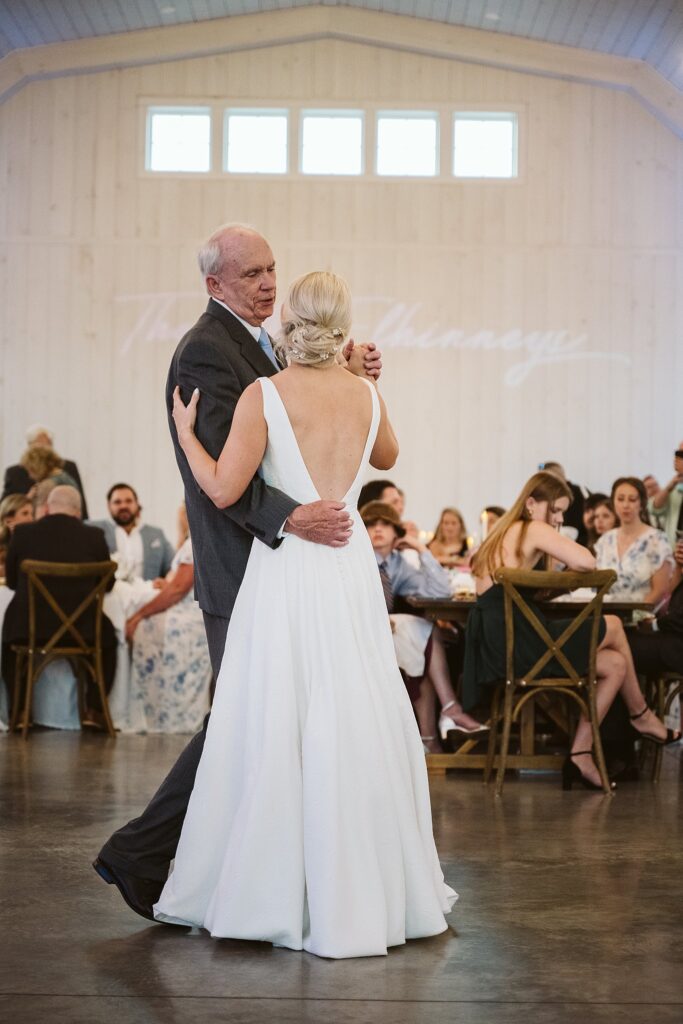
[235,379,266,415]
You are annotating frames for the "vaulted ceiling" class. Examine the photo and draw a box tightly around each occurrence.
[2,1,683,93]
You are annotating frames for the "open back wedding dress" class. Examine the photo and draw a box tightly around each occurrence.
[154,376,457,958]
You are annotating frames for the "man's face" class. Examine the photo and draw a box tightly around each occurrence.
[380,487,403,516]
[366,519,398,553]
[108,488,140,528]
[207,231,276,327]
[675,442,683,476]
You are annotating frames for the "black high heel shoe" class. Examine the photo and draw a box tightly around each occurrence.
[630,705,681,746]
[561,751,616,792]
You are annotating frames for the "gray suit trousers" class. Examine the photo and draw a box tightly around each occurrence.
[98,611,229,881]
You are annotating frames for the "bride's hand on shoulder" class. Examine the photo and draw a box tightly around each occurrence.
[342,339,382,380]
[173,385,200,440]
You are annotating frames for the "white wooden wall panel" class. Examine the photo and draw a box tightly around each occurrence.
[1,35,682,543]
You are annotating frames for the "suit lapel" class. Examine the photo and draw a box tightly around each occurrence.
[206,299,279,377]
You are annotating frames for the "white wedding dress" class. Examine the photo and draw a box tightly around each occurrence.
[154,376,457,958]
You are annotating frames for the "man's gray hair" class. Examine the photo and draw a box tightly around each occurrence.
[47,485,82,517]
[197,222,257,278]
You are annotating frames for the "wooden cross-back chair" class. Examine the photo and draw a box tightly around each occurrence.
[10,559,117,739]
[485,567,617,796]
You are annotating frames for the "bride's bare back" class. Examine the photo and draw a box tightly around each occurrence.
[172,360,397,512]
[272,364,375,501]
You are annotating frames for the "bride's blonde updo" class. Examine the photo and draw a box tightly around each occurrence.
[275,271,352,366]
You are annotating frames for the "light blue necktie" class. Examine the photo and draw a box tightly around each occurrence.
[257,327,279,369]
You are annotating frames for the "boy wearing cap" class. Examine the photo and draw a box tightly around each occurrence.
[361,501,487,749]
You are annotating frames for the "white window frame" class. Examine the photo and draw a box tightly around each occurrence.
[452,111,519,179]
[299,109,365,177]
[145,105,213,174]
[223,107,289,175]
[375,110,440,178]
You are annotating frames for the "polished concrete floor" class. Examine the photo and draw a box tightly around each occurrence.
[1,732,681,1024]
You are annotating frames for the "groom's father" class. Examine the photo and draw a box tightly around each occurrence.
[94,223,381,918]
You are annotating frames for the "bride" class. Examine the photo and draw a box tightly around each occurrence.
[154,270,457,958]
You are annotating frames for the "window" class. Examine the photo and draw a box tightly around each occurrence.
[224,109,288,174]
[453,113,518,178]
[146,107,212,172]
[376,112,438,177]
[300,111,364,175]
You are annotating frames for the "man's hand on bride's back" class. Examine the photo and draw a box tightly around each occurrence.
[342,340,382,381]
[285,501,353,547]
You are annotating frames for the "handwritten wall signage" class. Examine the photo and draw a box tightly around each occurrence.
[116,292,631,387]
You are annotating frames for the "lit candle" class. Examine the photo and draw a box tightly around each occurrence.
[480,510,488,542]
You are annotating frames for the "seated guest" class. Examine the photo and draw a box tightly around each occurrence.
[643,475,660,500]
[582,492,608,539]
[0,494,34,544]
[89,483,174,582]
[20,445,78,494]
[361,501,486,750]
[0,495,34,584]
[463,471,679,791]
[358,478,418,539]
[1,485,117,724]
[358,478,397,509]
[540,461,588,543]
[32,479,58,521]
[124,525,211,734]
[2,424,88,517]
[595,477,673,608]
[648,441,683,545]
[428,507,469,567]
[589,497,617,553]
[483,506,506,534]
[628,538,683,679]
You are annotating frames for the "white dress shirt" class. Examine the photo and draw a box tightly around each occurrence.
[114,524,145,580]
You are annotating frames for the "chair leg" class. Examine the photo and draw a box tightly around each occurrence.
[495,684,515,797]
[93,655,116,739]
[10,651,26,732]
[483,691,498,785]
[484,688,500,785]
[586,684,612,796]
[21,654,37,741]
[651,677,665,783]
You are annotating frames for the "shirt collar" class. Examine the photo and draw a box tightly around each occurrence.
[212,298,262,342]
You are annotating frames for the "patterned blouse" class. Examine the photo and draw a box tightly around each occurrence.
[595,527,674,601]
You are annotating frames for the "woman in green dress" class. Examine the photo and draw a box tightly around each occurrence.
[463,471,679,790]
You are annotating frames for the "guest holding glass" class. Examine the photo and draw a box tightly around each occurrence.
[428,508,469,568]
[463,471,679,791]
[595,478,673,609]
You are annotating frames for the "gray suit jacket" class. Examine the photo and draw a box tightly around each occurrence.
[165,299,298,617]
[89,520,175,581]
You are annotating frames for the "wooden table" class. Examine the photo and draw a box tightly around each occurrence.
[405,596,653,775]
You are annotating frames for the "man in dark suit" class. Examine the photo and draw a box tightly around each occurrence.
[95,224,381,919]
[2,424,88,518]
[1,485,116,720]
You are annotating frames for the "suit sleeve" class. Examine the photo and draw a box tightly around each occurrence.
[90,528,116,592]
[172,337,299,548]
[160,534,175,577]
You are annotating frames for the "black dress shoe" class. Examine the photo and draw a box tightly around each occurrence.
[92,857,163,922]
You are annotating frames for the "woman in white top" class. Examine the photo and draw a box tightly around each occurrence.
[595,477,673,608]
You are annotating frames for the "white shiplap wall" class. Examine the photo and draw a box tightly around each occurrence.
[0,33,682,542]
